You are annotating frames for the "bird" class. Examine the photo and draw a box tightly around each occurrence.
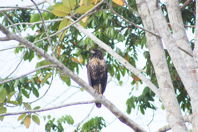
[87,49,108,108]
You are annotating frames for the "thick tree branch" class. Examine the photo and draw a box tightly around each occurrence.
[137,0,188,131]
[146,0,198,131]
[0,24,146,132]
[193,0,198,64]
[0,100,96,117]
[157,115,193,132]
[72,22,159,97]
[0,65,55,85]
[166,0,198,130]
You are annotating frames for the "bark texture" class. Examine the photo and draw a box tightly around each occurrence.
[136,0,187,131]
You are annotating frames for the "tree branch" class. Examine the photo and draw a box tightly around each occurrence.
[0,65,55,85]
[33,0,104,44]
[0,0,48,13]
[30,0,52,52]
[109,5,160,38]
[0,100,96,117]
[0,23,146,132]
[156,115,192,132]
[72,22,160,97]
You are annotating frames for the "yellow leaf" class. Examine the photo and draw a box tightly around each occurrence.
[63,0,76,10]
[58,18,71,40]
[80,0,84,6]
[92,0,100,4]
[112,0,125,6]
[52,4,70,17]
[71,57,84,64]
[75,4,94,14]
[79,0,93,6]
[24,115,31,128]
[82,16,88,23]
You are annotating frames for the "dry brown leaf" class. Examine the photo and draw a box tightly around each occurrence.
[24,116,31,128]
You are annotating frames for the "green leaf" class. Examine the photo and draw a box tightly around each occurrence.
[75,4,94,14]
[32,115,40,125]
[22,89,29,98]
[41,72,52,84]
[63,0,76,10]
[0,86,7,103]
[32,88,39,97]
[23,103,32,110]
[33,106,41,110]
[52,3,70,17]
[18,114,26,121]
[7,91,16,101]
[58,18,71,40]
[36,60,52,68]
[82,117,106,131]
[64,115,74,125]
[60,74,71,86]
[30,13,40,22]
[0,107,7,113]
[0,107,7,121]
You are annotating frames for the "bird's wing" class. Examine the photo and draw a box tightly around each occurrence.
[101,62,108,94]
[86,63,93,86]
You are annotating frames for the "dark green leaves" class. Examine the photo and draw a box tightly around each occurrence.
[45,115,74,132]
[81,117,106,131]
[126,87,156,115]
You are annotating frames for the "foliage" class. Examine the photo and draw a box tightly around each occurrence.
[0,0,196,131]
[79,116,106,132]
[44,115,74,132]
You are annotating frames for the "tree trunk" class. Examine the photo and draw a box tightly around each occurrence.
[136,0,188,131]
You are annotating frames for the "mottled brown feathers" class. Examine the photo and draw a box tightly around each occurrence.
[87,49,108,108]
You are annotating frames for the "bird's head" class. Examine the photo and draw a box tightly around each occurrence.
[90,49,103,59]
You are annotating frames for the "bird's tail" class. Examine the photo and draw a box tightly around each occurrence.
[96,103,101,108]
[94,84,102,108]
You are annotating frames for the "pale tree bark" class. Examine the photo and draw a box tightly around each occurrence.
[144,0,198,131]
[0,24,146,132]
[136,0,187,131]
[165,0,198,131]
[194,0,198,63]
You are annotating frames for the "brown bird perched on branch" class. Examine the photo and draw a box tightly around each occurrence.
[87,49,108,108]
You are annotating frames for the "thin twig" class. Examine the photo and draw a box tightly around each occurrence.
[2,12,22,35]
[29,69,55,104]
[72,22,160,97]
[156,115,192,132]
[0,45,25,52]
[108,4,160,38]
[33,0,105,44]
[7,19,63,27]
[76,105,95,128]
[0,0,48,13]
[0,65,56,85]
[0,23,146,132]
[0,100,96,117]
[5,56,23,79]
[30,0,52,52]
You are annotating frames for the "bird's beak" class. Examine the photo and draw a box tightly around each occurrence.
[90,50,95,54]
